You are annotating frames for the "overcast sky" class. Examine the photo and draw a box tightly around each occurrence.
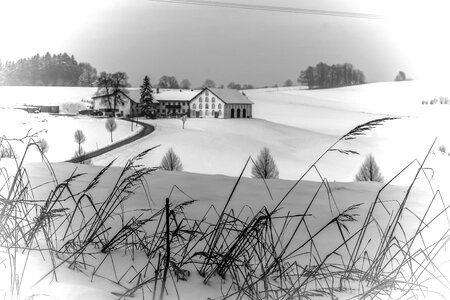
[0,0,449,87]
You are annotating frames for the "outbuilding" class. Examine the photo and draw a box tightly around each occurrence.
[153,89,199,117]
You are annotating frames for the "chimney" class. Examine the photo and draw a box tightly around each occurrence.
[156,87,160,94]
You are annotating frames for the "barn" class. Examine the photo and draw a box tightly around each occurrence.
[189,88,253,119]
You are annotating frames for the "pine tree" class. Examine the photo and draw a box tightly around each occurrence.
[140,75,154,117]
[355,154,384,183]
[251,147,279,179]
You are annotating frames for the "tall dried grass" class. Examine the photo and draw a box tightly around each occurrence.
[1,118,449,300]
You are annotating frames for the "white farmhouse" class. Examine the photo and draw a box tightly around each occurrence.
[92,89,143,117]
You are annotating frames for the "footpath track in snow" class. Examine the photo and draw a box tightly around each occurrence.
[66,118,155,163]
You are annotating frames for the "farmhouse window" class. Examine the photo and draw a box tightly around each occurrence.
[199,97,202,102]
[206,110,209,116]
[205,103,209,109]
[212,103,215,109]
[212,97,215,102]
[205,90,209,96]
[205,97,209,102]
[199,103,203,109]
[218,103,222,109]
[192,103,196,109]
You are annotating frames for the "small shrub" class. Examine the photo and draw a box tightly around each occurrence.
[36,138,49,154]
[181,115,187,129]
[355,154,384,183]
[439,144,446,154]
[72,146,92,165]
[160,148,183,171]
[0,145,17,159]
[251,147,279,179]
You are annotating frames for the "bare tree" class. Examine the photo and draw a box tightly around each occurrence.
[284,79,293,87]
[160,148,183,171]
[74,129,86,155]
[158,75,179,89]
[251,147,279,179]
[180,79,191,89]
[96,71,130,116]
[203,79,216,88]
[105,118,117,143]
[355,154,384,183]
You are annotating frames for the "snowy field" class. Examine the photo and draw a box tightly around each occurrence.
[0,86,142,162]
[1,81,450,299]
[0,86,97,108]
[0,108,141,162]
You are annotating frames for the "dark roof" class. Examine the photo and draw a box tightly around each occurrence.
[207,88,253,104]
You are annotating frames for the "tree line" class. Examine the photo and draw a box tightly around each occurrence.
[298,62,365,89]
[0,53,98,86]
[158,76,255,90]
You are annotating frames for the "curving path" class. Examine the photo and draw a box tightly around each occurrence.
[66,118,155,163]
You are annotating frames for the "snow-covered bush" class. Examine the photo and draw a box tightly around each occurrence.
[251,147,279,179]
[160,148,183,171]
[355,154,384,183]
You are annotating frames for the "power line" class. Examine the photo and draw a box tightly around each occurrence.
[147,0,386,20]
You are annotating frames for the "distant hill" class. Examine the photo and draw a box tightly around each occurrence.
[0,52,98,87]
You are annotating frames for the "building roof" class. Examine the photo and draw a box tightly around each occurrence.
[153,89,200,102]
[92,88,253,105]
[92,88,157,104]
[207,88,253,104]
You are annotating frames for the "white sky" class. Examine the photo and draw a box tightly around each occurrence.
[0,0,449,86]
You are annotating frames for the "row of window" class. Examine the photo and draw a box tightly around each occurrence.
[196,109,222,117]
[158,109,187,113]
[198,96,215,103]
[161,101,188,106]
[192,103,222,109]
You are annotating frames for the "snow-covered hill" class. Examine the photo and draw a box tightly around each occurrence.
[90,81,450,185]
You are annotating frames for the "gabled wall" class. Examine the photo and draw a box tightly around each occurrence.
[189,89,226,118]
[93,97,133,117]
